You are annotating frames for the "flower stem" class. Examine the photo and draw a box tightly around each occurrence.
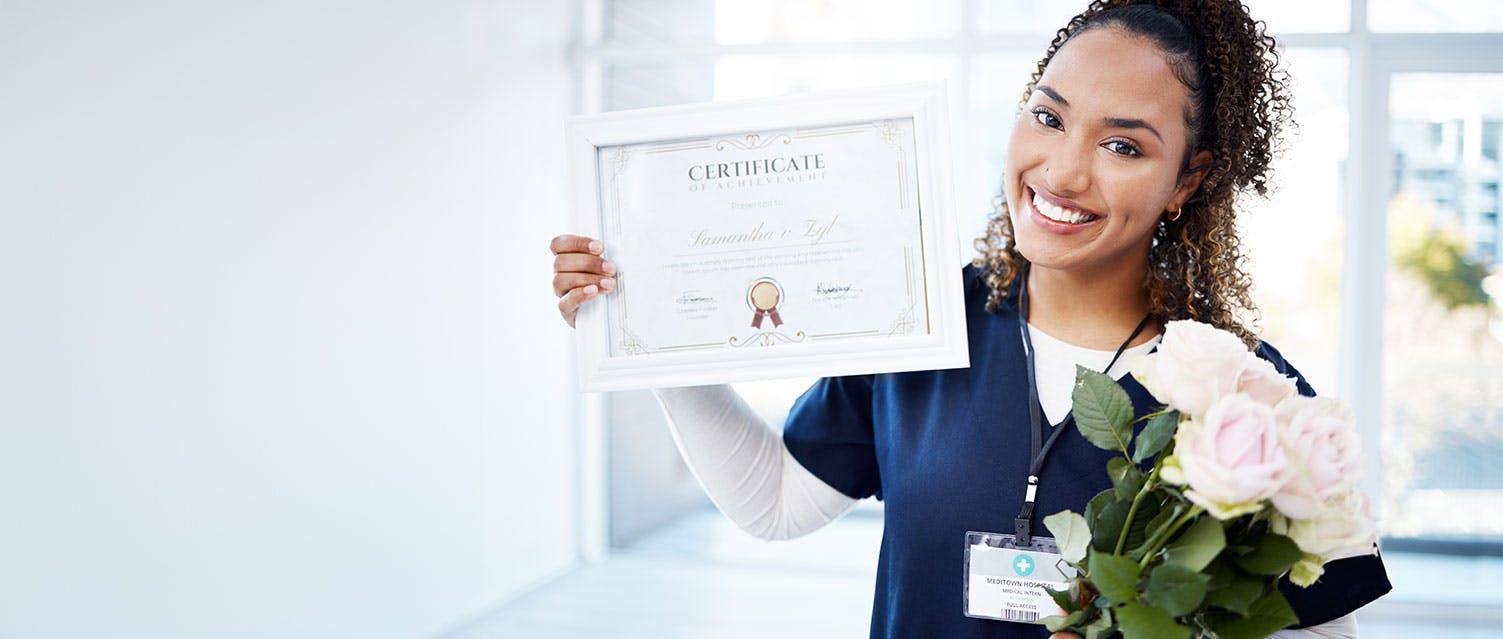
[1138,504,1204,569]
[1113,463,1161,555]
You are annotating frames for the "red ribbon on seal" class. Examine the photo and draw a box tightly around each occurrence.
[751,308,784,329]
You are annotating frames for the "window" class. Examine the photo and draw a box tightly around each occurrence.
[1370,0,1503,33]
[1382,73,1503,543]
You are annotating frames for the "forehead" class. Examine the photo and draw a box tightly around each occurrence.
[1037,27,1192,138]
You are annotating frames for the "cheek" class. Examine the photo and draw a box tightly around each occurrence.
[1099,170,1180,227]
[1003,130,1030,201]
[1003,132,1051,227]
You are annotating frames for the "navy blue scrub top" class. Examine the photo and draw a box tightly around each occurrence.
[783,264,1391,639]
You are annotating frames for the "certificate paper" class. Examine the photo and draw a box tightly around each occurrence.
[571,83,967,391]
[603,118,926,354]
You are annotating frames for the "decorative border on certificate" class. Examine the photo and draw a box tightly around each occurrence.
[600,119,925,356]
[569,82,968,392]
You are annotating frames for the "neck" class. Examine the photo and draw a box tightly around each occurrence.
[1024,261,1156,350]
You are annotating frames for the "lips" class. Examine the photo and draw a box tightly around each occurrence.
[1027,186,1102,225]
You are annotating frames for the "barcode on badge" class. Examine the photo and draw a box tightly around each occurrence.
[1000,609,1039,622]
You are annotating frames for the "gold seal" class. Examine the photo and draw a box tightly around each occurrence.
[747,277,785,328]
[750,280,780,310]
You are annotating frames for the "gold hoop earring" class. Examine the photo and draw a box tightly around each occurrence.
[1166,208,1182,222]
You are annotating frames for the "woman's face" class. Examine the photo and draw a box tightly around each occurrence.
[1005,27,1211,277]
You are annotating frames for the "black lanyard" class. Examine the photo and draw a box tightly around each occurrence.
[1012,266,1152,545]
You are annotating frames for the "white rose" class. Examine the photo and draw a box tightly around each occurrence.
[1132,320,1249,417]
[1289,554,1326,587]
[1270,514,1335,587]
[1285,488,1378,560]
[1176,393,1289,520]
[1270,396,1364,519]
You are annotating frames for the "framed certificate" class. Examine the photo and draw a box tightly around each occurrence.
[568,82,968,392]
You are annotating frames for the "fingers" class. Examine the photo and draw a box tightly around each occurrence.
[557,283,604,328]
[550,234,604,256]
[553,252,616,278]
[553,272,617,298]
[549,234,613,328]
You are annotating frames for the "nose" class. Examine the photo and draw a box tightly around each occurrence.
[1042,142,1092,196]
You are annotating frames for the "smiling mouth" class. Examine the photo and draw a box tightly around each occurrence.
[1029,187,1102,225]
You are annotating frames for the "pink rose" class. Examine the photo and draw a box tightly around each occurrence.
[1131,320,1250,417]
[1238,355,1298,407]
[1173,393,1289,520]
[1269,396,1363,519]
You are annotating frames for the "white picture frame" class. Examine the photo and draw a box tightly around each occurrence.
[568,81,968,392]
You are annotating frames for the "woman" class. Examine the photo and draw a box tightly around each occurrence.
[549,1,1390,637]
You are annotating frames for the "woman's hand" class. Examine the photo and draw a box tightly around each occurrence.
[550,234,617,327]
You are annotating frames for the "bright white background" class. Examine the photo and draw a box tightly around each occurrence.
[1,1,583,637]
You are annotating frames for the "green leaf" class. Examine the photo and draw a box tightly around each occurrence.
[1143,564,1209,617]
[1042,609,1086,633]
[1162,517,1226,572]
[1202,556,1235,589]
[1047,582,1079,614]
[1093,495,1161,556]
[1073,365,1135,453]
[1122,499,1161,552]
[1083,610,1114,639]
[1206,587,1299,639]
[1232,532,1302,576]
[1109,457,1146,500]
[1116,602,1191,639]
[1085,489,1116,524]
[1092,497,1130,551]
[1133,504,1180,557]
[1133,411,1179,463]
[1044,510,1092,564]
[1204,573,1266,616]
[1088,552,1142,605]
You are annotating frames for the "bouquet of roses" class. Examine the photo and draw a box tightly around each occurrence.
[1041,320,1376,639]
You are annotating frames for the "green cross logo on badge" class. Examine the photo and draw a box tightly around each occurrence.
[1012,553,1035,577]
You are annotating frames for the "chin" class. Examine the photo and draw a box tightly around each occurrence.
[1008,237,1054,270]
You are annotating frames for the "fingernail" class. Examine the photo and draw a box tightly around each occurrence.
[583,284,598,296]
[601,261,617,275]
[600,277,615,291]
[588,240,603,254]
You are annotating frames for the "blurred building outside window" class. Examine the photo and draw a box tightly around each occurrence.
[1382,73,1503,545]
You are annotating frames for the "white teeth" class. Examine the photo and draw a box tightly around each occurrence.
[1031,189,1096,224]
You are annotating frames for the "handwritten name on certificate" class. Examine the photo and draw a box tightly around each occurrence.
[597,119,928,356]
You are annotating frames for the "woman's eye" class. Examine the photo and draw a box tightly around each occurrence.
[1031,108,1061,129]
[1106,140,1142,157]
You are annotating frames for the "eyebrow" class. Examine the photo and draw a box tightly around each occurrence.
[1036,85,1070,107]
[1035,84,1165,143]
[1105,117,1164,143]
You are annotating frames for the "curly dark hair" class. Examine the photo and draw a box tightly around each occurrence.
[971,0,1294,346]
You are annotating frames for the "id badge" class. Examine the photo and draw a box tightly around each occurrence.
[963,531,1076,623]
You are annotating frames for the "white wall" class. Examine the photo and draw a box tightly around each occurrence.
[608,389,709,547]
[0,1,580,637]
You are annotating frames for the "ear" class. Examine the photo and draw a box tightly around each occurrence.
[1168,150,1214,211]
